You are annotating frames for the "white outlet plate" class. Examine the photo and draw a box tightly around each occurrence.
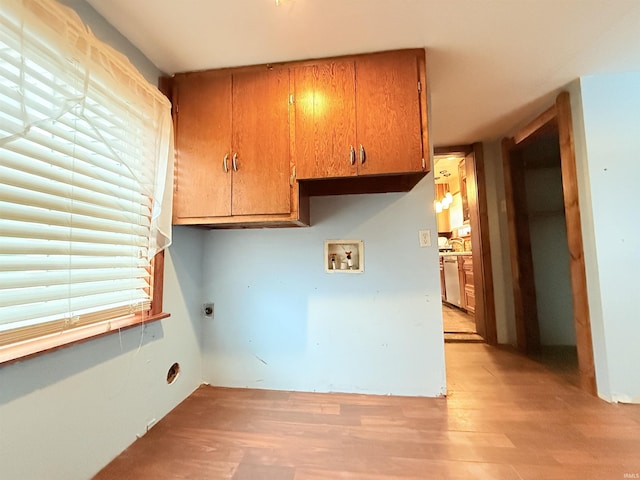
[419,230,431,247]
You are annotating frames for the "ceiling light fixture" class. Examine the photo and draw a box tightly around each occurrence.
[435,185,453,213]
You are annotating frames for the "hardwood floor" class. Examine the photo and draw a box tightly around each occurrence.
[442,304,483,343]
[95,344,640,479]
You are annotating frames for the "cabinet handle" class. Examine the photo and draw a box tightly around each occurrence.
[349,145,355,165]
[232,153,238,172]
[359,144,366,165]
[223,153,229,173]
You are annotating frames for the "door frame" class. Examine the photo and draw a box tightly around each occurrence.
[502,91,596,395]
[434,143,497,345]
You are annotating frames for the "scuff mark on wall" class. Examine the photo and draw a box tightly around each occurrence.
[254,354,268,365]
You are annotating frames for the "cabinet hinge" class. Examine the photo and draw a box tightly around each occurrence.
[422,157,426,170]
[418,81,422,93]
[290,165,296,186]
[289,94,295,105]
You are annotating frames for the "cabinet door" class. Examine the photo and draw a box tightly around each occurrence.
[355,50,424,176]
[293,60,357,179]
[232,68,291,216]
[461,255,474,312]
[440,257,446,301]
[173,73,232,219]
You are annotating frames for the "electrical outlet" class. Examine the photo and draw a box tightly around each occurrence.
[419,230,431,247]
[203,303,214,318]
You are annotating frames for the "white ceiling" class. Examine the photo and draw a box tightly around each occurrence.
[86,0,640,146]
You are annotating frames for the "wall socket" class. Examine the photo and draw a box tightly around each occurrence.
[418,230,431,247]
[203,303,214,318]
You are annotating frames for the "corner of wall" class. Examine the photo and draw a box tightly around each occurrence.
[482,140,517,346]
[564,78,612,400]
[0,3,208,479]
[574,74,640,402]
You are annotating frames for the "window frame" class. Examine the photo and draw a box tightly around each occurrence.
[0,1,172,365]
[0,251,168,365]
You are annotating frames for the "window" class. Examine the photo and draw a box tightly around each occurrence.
[0,0,174,362]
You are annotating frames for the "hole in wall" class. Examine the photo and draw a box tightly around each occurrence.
[166,362,180,384]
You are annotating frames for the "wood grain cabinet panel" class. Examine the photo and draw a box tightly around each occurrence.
[294,50,426,180]
[293,60,357,179]
[231,68,291,216]
[173,73,232,219]
[172,49,429,227]
[461,255,475,314]
[172,67,300,226]
[355,50,424,176]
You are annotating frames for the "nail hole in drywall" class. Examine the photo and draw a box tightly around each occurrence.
[166,362,180,384]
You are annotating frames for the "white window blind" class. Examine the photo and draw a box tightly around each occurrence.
[0,0,173,350]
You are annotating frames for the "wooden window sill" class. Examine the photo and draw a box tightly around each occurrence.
[0,311,170,365]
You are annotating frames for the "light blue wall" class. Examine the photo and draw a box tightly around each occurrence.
[571,73,640,402]
[525,164,575,346]
[0,230,205,480]
[201,177,447,397]
[0,2,205,478]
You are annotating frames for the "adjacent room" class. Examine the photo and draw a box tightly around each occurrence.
[1,0,640,478]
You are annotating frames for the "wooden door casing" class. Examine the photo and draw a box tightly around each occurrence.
[435,143,497,346]
[501,92,596,395]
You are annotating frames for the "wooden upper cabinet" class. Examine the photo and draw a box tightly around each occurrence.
[232,67,291,216]
[172,67,292,222]
[355,50,424,176]
[293,60,357,179]
[294,49,426,180]
[173,72,232,219]
[171,49,429,227]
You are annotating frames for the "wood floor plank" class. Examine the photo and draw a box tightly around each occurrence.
[95,343,640,479]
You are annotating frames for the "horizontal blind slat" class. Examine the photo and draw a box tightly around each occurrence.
[0,184,151,226]
[0,219,149,247]
[0,201,149,237]
[0,278,149,308]
[0,268,150,289]
[0,137,146,202]
[0,294,150,328]
[0,301,152,346]
[0,136,145,195]
[0,77,139,154]
[0,237,148,257]
[0,255,148,271]
[0,164,150,215]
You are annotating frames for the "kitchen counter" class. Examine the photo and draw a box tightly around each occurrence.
[439,251,472,256]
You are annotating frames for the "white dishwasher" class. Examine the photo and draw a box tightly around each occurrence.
[443,256,461,307]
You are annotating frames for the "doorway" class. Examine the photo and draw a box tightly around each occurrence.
[435,144,496,345]
[502,92,596,394]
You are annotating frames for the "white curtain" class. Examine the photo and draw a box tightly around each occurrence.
[0,0,174,341]
[0,0,173,256]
